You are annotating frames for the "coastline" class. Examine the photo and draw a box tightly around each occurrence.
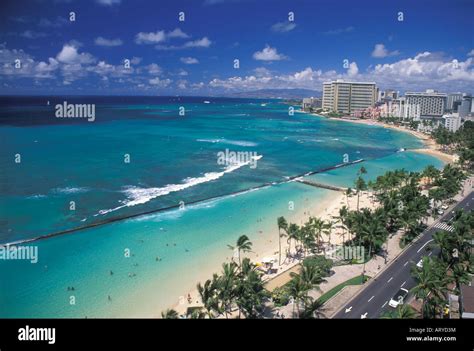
[168,115,452,317]
[308,113,456,164]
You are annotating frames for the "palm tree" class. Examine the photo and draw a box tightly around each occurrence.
[228,235,252,267]
[324,220,334,245]
[411,257,450,318]
[310,217,326,253]
[277,216,288,266]
[358,218,387,280]
[287,274,311,318]
[235,258,268,318]
[381,304,418,319]
[161,308,179,319]
[338,206,349,244]
[197,275,221,318]
[217,262,238,318]
[355,176,367,211]
[286,223,300,256]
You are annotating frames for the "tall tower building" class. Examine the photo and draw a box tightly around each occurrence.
[322,80,377,114]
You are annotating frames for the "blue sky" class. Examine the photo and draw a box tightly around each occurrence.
[0,0,473,95]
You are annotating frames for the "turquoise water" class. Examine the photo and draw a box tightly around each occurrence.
[0,97,443,317]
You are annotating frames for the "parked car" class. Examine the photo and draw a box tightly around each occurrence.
[389,288,409,308]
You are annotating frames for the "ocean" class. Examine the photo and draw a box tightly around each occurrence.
[0,96,444,317]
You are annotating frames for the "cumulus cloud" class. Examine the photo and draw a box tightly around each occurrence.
[94,37,123,47]
[347,62,359,77]
[156,37,212,50]
[253,45,287,61]
[149,77,172,87]
[271,22,296,33]
[56,44,95,64]
[180,57,199,64]
[371,43,400,58]
[135,28,190,45]
[146,63,162,75]
[208,51,474,93]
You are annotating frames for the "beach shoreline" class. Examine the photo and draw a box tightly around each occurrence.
[308,113,456,164]
[168,115,452,317]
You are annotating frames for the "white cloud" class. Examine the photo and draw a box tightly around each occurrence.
[135,31,166,44]
[56,44,95,64]
[135,28,190,45]
[97,0,121,5]
[130,57,142,65]
[183,37,212,48]
[178,69,188,76]
[156,37,212,50]
[371,43,400,58]
[271,22,296,33]
[468,49,474,57]
[147,63,162,75]
[94,37,123,47]
[38,17,68,28]
[168,28,190,39]
[347,62,359,77]
[253,45,287,61]
[20,31,47,39]
[180,57,199,64]
[149,77,172,87]
[207,51,474,92]
[323,26,354,35]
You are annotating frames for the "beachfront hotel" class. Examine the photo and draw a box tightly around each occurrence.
[322,80,377,114]
[405,90,447,118]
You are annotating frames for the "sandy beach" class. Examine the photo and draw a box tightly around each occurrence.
[314,115,456,163]
[167,115,451,317]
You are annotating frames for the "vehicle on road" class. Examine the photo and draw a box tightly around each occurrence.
[388,288,409,308]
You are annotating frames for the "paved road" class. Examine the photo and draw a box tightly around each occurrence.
[333,191,474,319]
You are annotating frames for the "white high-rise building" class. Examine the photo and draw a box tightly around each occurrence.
[322,80,377,114]
[443,113,462,132]
[405,90,447,117]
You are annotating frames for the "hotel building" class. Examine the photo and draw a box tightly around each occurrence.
[405,90,447,118]
[322,80,377,114]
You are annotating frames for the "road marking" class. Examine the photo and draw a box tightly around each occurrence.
[361,312,368,319]
[345,306,352,313]
[368,295,375,302]
[401,281,406,287]
[417,239,434,253]
[428,251,433,257]
[387,277,393,283]
[382,301,388,308]
[403,261,409,267]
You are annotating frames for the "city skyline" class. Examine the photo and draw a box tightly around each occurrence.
[0,0,473,95]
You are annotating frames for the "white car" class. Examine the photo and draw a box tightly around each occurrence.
[416,259,423,268]
[388,288,409,308]
[437,209,444,215]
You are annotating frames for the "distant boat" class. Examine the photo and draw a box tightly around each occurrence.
[261,103,267,106]
[203,101,211,104]
[398,148,406,152]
